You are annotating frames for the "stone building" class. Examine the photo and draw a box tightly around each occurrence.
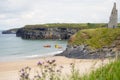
[108,2,118,28]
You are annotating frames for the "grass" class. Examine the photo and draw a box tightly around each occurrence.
[69,28,120,49]
[118,23,120,28]
[23,23,106,29]
[81,59,120,80]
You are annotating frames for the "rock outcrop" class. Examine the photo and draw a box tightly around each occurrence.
[16,27,80,40]
[55,42,120,59]
[2,29,18,34]
[56,28,120,59]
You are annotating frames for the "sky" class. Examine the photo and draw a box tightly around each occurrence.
[0,0,120,30]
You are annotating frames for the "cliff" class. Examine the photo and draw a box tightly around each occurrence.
[16,23,106,40]
[16,27,81,40]
[56,28,120,59]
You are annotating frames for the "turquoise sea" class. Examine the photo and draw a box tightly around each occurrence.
[0,31,67,62]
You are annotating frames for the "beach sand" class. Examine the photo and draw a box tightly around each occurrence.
[0,56,111,80]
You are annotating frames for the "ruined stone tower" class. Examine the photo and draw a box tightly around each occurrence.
[108,2,118,28]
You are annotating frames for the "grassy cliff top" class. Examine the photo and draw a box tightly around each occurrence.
[23,23,106,29]
[69,28,120,49]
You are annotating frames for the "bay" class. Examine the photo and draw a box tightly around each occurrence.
[0,31,67,62]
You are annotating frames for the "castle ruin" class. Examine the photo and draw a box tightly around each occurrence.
[108,2,118,28]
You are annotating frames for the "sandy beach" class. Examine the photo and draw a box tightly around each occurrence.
[0,56,111,80]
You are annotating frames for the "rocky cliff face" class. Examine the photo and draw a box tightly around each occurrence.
[16,27,80,40]
[56,38,120,59]
[56,28,120,59]
[55,45,116,59]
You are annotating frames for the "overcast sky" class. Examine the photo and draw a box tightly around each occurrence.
[0,0,120,30]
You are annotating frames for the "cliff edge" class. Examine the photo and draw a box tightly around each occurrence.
[56,28,120,59]
[16,23,106,40]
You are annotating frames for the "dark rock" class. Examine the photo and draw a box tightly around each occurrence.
[2,29,18,34]
[16,28,80,40]
[55,44,119,59]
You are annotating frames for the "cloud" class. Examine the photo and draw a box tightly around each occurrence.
[0,0,120,30]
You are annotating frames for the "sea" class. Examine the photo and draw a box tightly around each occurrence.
[0,31,67,62]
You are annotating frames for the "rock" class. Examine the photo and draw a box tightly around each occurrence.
[16,28,80,40]
[78,45,85,51]
[2,29,18,34]
[55,44,120,59]
[103,48,111,52]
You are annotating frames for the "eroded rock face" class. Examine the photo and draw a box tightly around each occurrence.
[56,42,120,59]
[16,28,80,40]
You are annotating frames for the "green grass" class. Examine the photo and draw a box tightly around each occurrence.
[23,23,106,29]
[118,23,120,28]
[81,59,120,80]
[69,28,120,49]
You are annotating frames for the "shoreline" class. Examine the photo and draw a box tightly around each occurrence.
[0,50,64,62]
[0,56,111,80]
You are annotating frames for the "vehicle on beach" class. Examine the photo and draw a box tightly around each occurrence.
[43,44,62,49]
[43,45,51,48]
[55,44,62,49]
